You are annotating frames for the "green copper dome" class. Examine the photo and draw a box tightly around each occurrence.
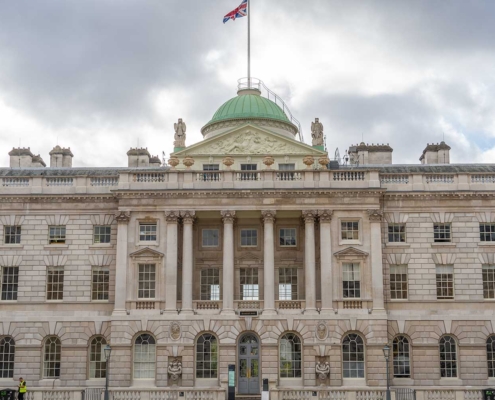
[207,89,291,125]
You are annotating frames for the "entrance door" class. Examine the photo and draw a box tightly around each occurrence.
[238,334,260,394]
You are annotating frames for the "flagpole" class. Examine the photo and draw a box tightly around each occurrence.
[247,0,251,88]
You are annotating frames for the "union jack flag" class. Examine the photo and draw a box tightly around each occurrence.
[223,0,248,23]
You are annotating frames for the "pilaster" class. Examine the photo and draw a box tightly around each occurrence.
[221,210,236,315]
[164,211,180,313]
[262,210,277,315]
[318,209,334,313]
[368,209,385,312]
[302,210,318,314]
[113,211,130,316]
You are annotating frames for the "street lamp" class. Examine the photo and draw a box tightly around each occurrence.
[382,344,391,400]
[104,344,112,400]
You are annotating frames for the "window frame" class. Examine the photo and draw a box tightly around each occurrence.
[0,336,15,378]
[200,268,220,301]
[487,335,495,378]
[388,223,406,243]
[278,267,298,301]
[483,265,495,300]
[392,335,411,378]
[342,333,365,379]
[1,266,19,301]
[436,265,454,300]
[46,266,64,301]
[93,225,111,244]
[439,335,458,378]
[279,332,302,379]
[42,336,61,379]
[3,226,21,244]
[88,336,107,379]
[91,266,109,301]
[202,229,220,248]
[196,333,218,379]
[433,223,452,243]
[133,333,156,380]
[240,268,259,300]
[342,263,361,299]
[279,228,297,248]
[340,220,360,244]
[137,264,156,300]
[48,225,66,244]
[138,222,158,243]
[240,228,258,247]
[390,265,408,300]
[480,223,495,242]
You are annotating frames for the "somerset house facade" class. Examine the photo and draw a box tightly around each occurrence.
[1,80,495,399]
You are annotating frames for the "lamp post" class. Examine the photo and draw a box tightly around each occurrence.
[382,344,391,400]
[104,344,112,400]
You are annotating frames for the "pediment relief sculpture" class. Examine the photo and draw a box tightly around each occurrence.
[129,247,164,259]
[334,247,369,260]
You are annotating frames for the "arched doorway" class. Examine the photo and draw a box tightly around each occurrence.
[238,333,260,394]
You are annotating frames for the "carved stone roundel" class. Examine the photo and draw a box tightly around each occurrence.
[170,322,181,341]
[316,322,328,341]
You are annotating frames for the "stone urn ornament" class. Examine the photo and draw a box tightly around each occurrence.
[168,156,179,170]
[263,156,275,169]
[182,156,195,170]
[223,156,235,170]
[303,155,315,169]
[318,155,330,170]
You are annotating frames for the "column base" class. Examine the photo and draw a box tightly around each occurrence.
[262,308,278,316]
[162,309,179,315]
[303,308,319,315]
[220,308,236,316]
[112,309,128,316]
[180,309,195,315]
[319,308,335,315]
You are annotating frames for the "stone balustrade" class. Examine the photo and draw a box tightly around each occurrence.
[2,169,495,194]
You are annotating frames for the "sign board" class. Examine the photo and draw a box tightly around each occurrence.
[239,311,258,317]
[484,389,495,400]
[228,364,235,400]
[0,389,15,400]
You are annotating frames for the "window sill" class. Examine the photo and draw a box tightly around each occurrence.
[0,244,24,249]
[386,242,410,248]
[339,240,362,246]
[89,244,114,249]
[44,244,69,250]
[392,377,414,385]
[431,242,456,247]
[137,241,158,247]
[478,242,495,246]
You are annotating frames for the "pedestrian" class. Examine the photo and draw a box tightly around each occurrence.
[18,377,27,400]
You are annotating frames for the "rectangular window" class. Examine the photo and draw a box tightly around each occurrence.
[240,268,259,300]
[49,226,66,244]
[388,224,406,243]
[390,265,408,300]
[201,164,221,182]
[341,221,359,241]
[434,223,451,243]
[139,223,157,242]
[343,263,360,298]
[91,267,109,301]
[202,229,219,247]
[277,164,297,181]
[279,267,298,300]
[138,264,156,299]
[200,268,220,301]
[240,164,257,171]
[240,229,257,247]
[46,267,64,300]
[4,226,21,244]
[93,226,111,244]
[483,265,495,299]
[436,265,454,299]
[279,228,297,247]
[480,224,495,242]
[203,164,219,171]
[1,266,19,301]
[279,163,295,170]
[239,164,258,181]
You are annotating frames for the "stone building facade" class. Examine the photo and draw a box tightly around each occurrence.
[1,85,495,395]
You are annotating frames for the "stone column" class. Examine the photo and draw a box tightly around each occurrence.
[221,210,236,315]
[302,210,318,314]
[180,210,195,314]
[368,209,385,311]
[262,210,277,315]
[113,211,130,316]
[164,211,179,313]
[318,210,334,313]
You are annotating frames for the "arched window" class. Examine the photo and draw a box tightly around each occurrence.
[342,333,365,378]
[487,335,495,378]
[89,337,107,379]
[439,336,457,378]
[134,334,156,379]
[279,333,302,378]
[0,337,15,378]
[43,337,61,378]
[393,336,411,378]
[196,333,218,378]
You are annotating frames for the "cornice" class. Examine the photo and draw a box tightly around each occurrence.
[384,192,495,200]
[0,195,116,203]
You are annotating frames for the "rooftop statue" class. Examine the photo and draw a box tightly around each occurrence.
[311,118,324,147]
[174,118,187,148]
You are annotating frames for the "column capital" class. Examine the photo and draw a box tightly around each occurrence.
[115,211,130,224]
[302,210,318,223]
[261,210,276,223]
[165,211,180,223]
[367,209,383,222]
[318,209,333,223]
[180,210,196,224]
[221,210,236,223]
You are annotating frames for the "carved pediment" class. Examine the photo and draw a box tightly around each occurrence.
[130,247,164,259]
[334,247,369,260]
[235,251,262,263]
[173,125,327,157]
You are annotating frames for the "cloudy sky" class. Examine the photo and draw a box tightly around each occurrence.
[0,0,494,167]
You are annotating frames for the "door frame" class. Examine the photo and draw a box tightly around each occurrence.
[237,331,262,394]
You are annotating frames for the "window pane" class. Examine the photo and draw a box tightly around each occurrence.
[487,335,495,378]
[342,334,365,378]
[202,229,219,247]
[483,265,495,299]
[240,229,257,247]
[341,221,359,240]
[436,266,454,299]
[92,267,109,301]
[280,333,301,378]
[279,228,297,247]
[139,223,157,241]
[278,267,298,300]
[200,268,220,301]
[47,267,64,300]
[439,336,457,378]
[393,336,410,378]
[196,334,218,378]
[93,226,111,244]
[480,224,495,242]
[434,224,451,243]
[49,226,66,244]
[0,337,15,378]
[1,266,19,301]
[89,337,107,378]
[390,265,408,300]
[43,337,61,378]
[138,264,156,299]
[388,224,406,243]
[240,268,259,300]
[343,263,361,298]
[134,334,156,379]
[4,226,21,244]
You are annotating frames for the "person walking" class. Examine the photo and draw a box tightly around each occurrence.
[18,377,27,400]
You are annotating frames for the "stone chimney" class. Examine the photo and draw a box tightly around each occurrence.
[127,148,151,167]
[8,147,46,168]
[419,141,451,164]
[149,155,162,167]
[49,145,73,167]
[348,143,393,165]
